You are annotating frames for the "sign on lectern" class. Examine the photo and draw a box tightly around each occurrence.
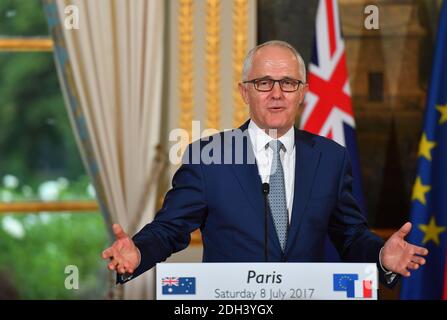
[156,263,378,300]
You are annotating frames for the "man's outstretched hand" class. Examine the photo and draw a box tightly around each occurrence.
[101,224,141,275]
[381,222,428,277]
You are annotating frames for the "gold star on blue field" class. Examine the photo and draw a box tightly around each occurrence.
[418,133,437,161]
[411,177,431,205]
[418,216,446,246]
[436,103,447,124]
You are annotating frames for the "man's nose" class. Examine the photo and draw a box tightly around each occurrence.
[270,81,283,98]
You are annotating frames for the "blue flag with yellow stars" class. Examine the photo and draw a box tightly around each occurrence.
[400,2,447,300]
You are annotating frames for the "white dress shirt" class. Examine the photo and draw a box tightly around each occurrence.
[248,120,295,224]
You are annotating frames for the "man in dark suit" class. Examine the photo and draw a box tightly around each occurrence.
[102,40,428,285]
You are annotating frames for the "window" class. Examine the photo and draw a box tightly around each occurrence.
[0,0,107,299]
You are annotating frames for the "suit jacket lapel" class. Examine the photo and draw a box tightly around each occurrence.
[285,129,321,254]
[229,120,264,219]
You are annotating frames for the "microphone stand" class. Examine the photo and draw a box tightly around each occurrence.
[262,183,270,262]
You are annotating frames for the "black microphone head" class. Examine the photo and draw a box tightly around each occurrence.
[262,183,269,194]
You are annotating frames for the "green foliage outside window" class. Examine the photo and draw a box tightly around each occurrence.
[0,212,109,299]
[0,0,48,36]
[0,52,87,185]
[0,0,110,299]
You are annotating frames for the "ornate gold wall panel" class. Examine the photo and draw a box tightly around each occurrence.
[205,0,221,130]
[232,0,249,127]
[178,0,194,141]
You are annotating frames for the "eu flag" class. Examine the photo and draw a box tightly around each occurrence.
[162,277,196,295]
[333,274,359,298]
[400,2,447,300]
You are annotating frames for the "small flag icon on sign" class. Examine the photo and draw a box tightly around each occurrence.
[162,277,196,295]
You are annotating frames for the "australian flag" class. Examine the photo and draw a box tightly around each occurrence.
[400,2,447,300]
[162,277,196,295]
[300,0,367,261]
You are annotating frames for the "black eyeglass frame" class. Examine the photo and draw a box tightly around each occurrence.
[242,77,306,92]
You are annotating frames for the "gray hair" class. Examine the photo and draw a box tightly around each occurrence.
[242,40,306,82]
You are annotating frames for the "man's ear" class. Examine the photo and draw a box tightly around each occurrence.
[299,83,309,104]
[238,82,249,105]
[296,84,309,117]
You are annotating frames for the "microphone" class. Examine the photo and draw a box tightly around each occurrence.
[262,183,270,262]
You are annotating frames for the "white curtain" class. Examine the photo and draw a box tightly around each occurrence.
[46,0,165,299]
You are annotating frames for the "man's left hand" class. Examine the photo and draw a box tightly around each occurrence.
[381,222,429,277]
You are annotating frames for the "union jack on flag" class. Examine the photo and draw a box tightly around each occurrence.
[300,0,366,216]
[162,277,179,286]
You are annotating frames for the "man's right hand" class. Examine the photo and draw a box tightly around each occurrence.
[101,224,141,275]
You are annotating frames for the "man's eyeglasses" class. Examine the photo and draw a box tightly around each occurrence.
[242,77,305,92]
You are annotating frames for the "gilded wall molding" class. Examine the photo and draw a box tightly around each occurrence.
[205,0,221,130]
[232,0,249,127]
[178,0,194,141]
